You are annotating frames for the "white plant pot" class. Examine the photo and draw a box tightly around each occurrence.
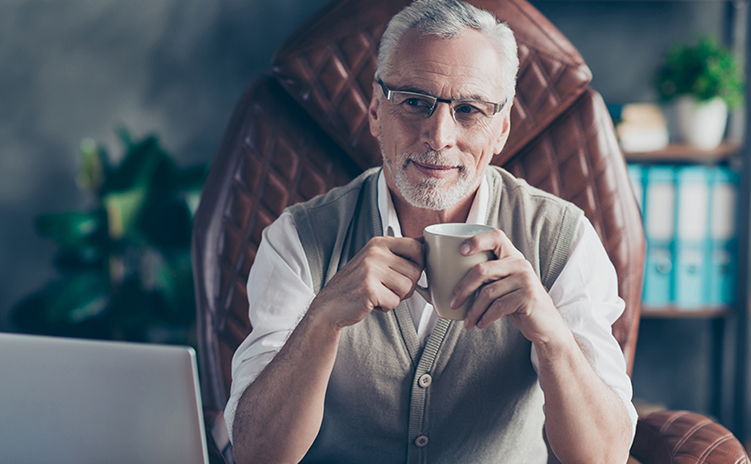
[674,96,728,150]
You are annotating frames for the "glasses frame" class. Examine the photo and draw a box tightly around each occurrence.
[377,79,508,122]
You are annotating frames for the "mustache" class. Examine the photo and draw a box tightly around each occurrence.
[402,150,465,172]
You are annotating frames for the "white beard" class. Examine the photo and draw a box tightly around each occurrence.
[383,148,480,211]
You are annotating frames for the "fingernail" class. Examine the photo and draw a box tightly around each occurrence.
[449,296,457,309]
[460,244,470,255]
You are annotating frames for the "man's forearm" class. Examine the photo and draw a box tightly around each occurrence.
[536,330,632,464]
[230,236,423,463]
[231,307,342,464]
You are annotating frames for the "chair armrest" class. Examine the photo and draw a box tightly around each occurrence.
[630,410,748,464]
[203,407,235,464]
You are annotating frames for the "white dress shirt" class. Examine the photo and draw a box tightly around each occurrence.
[225,170,638,443]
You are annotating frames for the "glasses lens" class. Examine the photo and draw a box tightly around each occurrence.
[390,91,435,117]
[451,101,495,124]
[382,81,501,127]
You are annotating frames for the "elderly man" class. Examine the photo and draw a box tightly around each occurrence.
[226,0,637,462]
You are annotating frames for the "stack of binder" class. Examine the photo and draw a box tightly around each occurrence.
[628,163,739,309]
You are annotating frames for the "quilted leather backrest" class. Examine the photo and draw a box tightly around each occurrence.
[192,76,361,410]
[504,88,644,374]
[192,0,645,413]
[631,410,750,463]
[271,0,592,169]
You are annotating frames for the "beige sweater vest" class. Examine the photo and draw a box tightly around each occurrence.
[288,166,583,464]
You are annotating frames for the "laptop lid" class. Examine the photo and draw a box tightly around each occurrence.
[0,332,209,464]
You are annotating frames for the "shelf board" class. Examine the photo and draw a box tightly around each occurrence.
[624,142,741,163]
[641,305,733,318]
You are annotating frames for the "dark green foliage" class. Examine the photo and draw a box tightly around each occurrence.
[655,37,744,108]
[12,130,206,345]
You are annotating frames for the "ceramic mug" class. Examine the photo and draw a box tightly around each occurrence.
[415,223,496,320]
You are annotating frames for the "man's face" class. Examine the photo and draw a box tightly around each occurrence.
[369,27,511,211]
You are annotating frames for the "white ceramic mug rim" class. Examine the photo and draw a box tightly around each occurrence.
[423,223,496,237]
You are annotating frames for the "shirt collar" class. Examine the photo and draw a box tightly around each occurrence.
[377,169,489,238]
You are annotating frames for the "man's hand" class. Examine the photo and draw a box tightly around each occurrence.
[450,229,565,341]
[310,236,424,329]
[450,228,632,463]
[232,236,423,464]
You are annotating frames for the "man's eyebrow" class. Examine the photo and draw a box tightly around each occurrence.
[394,84,492,102]
[393,84,435,95]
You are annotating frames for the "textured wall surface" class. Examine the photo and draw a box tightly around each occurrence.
[0,0,330,331]
[533,1,726,104]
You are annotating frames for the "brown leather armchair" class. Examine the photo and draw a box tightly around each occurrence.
[191,0,750,462]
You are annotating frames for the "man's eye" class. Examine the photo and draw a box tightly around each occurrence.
[403,97,432,108]
[454,103,481,115]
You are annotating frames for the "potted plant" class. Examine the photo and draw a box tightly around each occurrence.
[654,37,744,149]
[11,130,206,345]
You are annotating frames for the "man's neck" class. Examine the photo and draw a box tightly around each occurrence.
[389,187,477,238]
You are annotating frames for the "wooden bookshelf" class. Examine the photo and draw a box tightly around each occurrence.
[641,305,733,318]
[623,142,741,163]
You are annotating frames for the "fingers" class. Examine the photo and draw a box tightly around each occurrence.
[359,237,424,302]
[368,237,424,301]
[464,270,526,330]
[387,236,425,269]
[314,236,425,328]
[459,229,520,260]
[453,256,529,328]
[450,233,525,311]
[385,237,426,301]
[450,232,551,332]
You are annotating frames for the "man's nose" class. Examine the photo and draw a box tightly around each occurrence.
[423,102,458,151]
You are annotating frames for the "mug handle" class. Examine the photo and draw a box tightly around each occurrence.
[415,282,432,304]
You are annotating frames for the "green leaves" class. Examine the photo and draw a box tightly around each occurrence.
[77,138,108,194]
[12,272,110,337]
[12,130,206,344]
[36,210,103,249]
[655,37,744,108]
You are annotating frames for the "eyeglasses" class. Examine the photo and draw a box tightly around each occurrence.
[378,79,507,126]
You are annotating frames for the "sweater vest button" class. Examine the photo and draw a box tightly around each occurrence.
[418,373,432,388]
[415,435,429,447]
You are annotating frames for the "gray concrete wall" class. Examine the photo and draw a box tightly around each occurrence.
[0,0,330,331]
[533,1,727,104]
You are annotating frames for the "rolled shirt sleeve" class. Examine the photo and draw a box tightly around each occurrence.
[540,216,639,440]
[224,212,315,442]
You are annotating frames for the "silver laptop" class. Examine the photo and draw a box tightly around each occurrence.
[0,332,209,464]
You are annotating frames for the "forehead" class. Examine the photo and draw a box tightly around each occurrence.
[386,28,505,100]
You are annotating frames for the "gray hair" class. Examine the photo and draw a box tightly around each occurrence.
[375,0,519,102]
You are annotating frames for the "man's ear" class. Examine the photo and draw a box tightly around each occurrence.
[493,110,511,155]
[368,81,382,139]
